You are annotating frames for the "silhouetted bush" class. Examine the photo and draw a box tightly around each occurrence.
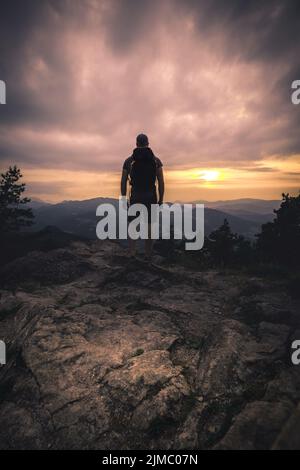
[204,218,254,267]
[256,192,300,266]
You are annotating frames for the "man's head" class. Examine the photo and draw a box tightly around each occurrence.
[136,133,149,147]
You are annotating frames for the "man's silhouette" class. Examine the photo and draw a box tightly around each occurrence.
[121,134,164,259]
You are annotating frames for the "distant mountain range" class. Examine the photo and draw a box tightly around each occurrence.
[28,197,280,239]
[195,198,281,223]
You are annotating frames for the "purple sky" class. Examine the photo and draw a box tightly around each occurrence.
[0,0,300,201]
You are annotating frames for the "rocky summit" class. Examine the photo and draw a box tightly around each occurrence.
[0,240,299,450]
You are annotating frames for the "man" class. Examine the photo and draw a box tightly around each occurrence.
[121,133,164,259]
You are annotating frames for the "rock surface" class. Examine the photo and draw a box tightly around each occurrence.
[0,240,299,449]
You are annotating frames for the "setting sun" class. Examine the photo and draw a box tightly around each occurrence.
[199,170,221,182]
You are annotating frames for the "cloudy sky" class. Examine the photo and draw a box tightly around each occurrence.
[0,0,300,201]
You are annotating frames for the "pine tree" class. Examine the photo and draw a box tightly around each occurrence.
[0,166,34,233]
[206,218,237,266]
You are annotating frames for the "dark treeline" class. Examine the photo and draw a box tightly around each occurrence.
[158,192,300,275]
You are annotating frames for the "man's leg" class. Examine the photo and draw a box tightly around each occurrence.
[145,223,153,260]
[127,211,137,257]
[128,236,137,257]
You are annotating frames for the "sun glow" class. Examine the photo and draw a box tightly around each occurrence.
[23,155,300,203]
[199,170,221,182]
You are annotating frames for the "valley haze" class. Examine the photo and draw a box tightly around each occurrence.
[28,196,281,240]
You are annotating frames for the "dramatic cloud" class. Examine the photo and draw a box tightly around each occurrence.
[0,0,299,200]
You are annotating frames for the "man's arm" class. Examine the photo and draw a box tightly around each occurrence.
[157,167,164,204]
[121,169,128,197]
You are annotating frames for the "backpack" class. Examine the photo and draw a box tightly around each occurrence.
[130,148,157,194]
